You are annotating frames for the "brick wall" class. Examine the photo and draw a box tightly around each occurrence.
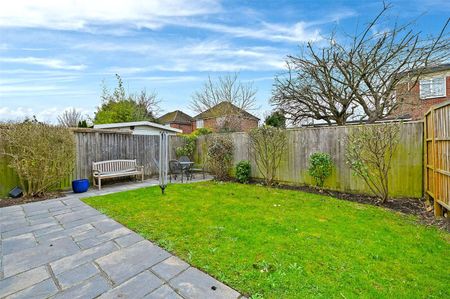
[168,123,193,134]
[393,75,450,120]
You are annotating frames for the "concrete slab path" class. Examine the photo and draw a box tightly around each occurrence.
[0,179,243,299]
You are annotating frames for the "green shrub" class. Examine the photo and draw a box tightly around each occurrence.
[207,135,234,180]
[236,160,251,183]
[308,152,333,187]
[0,122,75,197]
[249,126,287,185]
[175,128,212,159]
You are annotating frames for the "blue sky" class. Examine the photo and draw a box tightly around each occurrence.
[0,0,449,122]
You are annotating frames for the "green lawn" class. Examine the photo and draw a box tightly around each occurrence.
[83,182,449,298]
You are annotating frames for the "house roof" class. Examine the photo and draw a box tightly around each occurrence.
[158,110,193,125]
[400,63,450,77]
[194,101,260,120]
[93,121,182,133]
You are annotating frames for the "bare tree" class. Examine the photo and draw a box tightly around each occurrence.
[191,73,257,113]
[57,108,83,127]
[272,3,449,125]
[190,73,257,131]
[249,126,287,185]
[345,123,401,202]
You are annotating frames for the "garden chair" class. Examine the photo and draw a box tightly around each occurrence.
[169,160,183,182]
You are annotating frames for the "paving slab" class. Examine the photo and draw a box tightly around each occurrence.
[3,236,79,277]
[170,267,241,299]
[2,233,37,255]
[95,241,171,284]
[56,262,100,290]
[7,278,59,299]
[0,266,50,298]
[0,177,241,298]
[144,284,183,299]
[98,270,163,299]
[151,256,190,281]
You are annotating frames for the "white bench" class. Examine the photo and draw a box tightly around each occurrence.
[92,159,144,190]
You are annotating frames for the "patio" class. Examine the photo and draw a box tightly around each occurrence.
[0,177,241,299]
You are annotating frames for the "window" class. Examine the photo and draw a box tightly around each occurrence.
[196,119,204,128]
[419,77,446,99]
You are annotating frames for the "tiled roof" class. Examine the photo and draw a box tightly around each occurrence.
[158,110,193,125]
[194,101,259,120]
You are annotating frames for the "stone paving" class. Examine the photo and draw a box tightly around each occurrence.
[0,179,243,299]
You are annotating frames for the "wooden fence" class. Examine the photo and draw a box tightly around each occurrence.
[195,122,423,198]
[0,129,164,197]
[424,100,450,216]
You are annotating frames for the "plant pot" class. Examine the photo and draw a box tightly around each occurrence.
[72,179,89,193]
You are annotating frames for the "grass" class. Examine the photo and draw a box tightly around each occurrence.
[83,181,449,298]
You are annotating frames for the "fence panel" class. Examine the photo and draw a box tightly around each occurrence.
[196,122,423,198]
[424,100,450,216]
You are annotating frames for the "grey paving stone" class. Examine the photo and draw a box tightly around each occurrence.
[2,233,37,255]
[95,241,171,284]
[144,285,183,299]
[72,228,101,242]
[7,278,59,299]
[50,241,118,275]
[91,218,123,233]
[61,198,85,207]
[62,214,109,229]
[77,227,132,249]
[1,220,29,234]
[151,256,189,281]
[36,223,93,244]
[169,267,240,299]
[56,262,99,290]
[50,208,73,216]
[114,233,145,248]
[52,274,110,299]
[33,224,63,237]
[55,209,100,224]
[0,266,49,298]
[3,237,79,278]
[2,221,58,238]
[26,212,53,221]
[98,270,163,299]
[28,215,57,226]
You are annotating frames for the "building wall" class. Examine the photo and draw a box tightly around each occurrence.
[393,72,450,120]
[169,123,193,134]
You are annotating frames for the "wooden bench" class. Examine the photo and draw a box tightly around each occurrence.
[92,159,144,190]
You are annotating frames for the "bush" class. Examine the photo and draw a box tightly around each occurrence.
[308,152,333,187]
[236,160,251,183]
[249,126,287,185]
[345,123,401,203]
[175,128,212,159]
[207,135,234,180]
[0,122,76,197]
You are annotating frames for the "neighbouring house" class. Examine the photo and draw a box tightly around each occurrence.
[158,110,194,134]
[93,121,182,135]
[392,64,450,120]
[192,101,259,132]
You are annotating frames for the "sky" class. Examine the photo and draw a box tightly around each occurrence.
[0,0,449,123]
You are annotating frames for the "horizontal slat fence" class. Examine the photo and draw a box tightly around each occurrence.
[196,122,423,198]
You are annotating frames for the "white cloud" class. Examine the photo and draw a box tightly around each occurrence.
[0,57,86,70]
[0,106,94,123]
[0,0,221,30]
[181,20,321,43]
[83,40,286,73]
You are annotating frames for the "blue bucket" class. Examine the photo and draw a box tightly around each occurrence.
[72,179,89,193]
